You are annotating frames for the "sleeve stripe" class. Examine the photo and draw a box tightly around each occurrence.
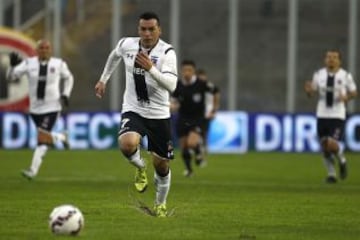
[165,47,174,54]
[119,38,126,47]
[162,71,177,77]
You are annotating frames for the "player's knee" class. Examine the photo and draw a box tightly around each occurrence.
[321,137,339,154]
[154,161,169,177]
[37,128,53,145]
[187,132,199,148]
[118,135,138,156]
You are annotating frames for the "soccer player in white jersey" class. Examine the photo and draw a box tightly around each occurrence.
[95,12,177,217]
[7,39,74,179]
[304,49,357,183]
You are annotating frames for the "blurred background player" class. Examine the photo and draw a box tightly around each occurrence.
[172,60,218,177]
[196,68,220,156]
[304,49,357,183]
[95,12,177,217]
[7,39,74,179]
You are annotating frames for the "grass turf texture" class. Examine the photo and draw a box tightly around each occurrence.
[0,150,359,240]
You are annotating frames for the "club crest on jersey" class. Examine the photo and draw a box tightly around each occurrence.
[337,80,342,85]
[50,67,55,73]
[192,93,202,103]
[151,56,159,64]
[126,53,134,59]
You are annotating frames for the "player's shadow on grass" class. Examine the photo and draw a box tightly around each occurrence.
[127,186,176,217]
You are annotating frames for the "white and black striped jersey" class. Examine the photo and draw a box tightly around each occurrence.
[311,67,357,120]
[99,37,178,119]
[10,56,74,114]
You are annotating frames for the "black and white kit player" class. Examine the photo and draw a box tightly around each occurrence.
[95,12,177,217]
[172,60,218,177]
[7,39,74,179]
[305,49,357,183]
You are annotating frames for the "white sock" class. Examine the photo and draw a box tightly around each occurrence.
[334,143,346,164]
[127,148,145,169]
[51,132,66,143]
[323,155,336,177]
[30,145,48,175]
[154,170,171,205]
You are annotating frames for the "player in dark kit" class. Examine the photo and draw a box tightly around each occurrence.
[172,60,218,177]
[197,69,220,155]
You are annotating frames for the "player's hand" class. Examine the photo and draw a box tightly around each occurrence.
[95,81,106,99]
[304,81,314,96]
[135,51,153,71]
[9,52,22,67]
[338,93,348,103]
[206,110,216,120]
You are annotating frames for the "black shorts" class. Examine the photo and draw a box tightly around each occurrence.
[176,117,204,138]
[30,112,59,131]
[317,118,345,141]
[119,111,174,160]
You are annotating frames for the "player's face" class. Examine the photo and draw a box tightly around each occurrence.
[36,40,52,61]
[197,73,207,82]
[138,19,161,49]
[181,65,196,82]
[325,51,341,70]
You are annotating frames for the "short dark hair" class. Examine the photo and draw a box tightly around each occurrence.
[326,49,342,60]
[196,69,206,75]
[139,12,160,25]
[181,60,196,68]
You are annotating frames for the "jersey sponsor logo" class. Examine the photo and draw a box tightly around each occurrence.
[0,28,36,111]
[133,67,146,76]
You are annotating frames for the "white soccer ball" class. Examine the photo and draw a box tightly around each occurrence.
[49,204,84,236]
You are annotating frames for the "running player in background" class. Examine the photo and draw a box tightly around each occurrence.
[172,60,218,177]
[7,39,73,179]
[304,49,357,183]
[196,68,220,156]
[95,12,177,217]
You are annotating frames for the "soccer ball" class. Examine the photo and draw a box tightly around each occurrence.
[49,204,84,235]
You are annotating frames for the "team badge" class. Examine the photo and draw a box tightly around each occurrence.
[151,56,159,64]
[50,67,55,73]
[193,93,202,103]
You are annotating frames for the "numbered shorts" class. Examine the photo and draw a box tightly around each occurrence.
[317,118,345,141]
[119,111,174,160]
[30,112,59,131]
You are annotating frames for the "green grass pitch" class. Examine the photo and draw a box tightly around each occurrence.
[0,150,359,240]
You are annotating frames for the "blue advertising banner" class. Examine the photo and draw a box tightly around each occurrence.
[1,112,360,152]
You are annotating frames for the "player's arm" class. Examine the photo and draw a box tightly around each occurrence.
[339,73,358,102]
[213,86,221,114]
[135,49,178,92]
[7,54,27,82]
[170,81,180,112]
[170,98,179,113]
[207,83,220,119]
[304,72,318,98]
[95,39,124,99]
[60,61,74,107]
